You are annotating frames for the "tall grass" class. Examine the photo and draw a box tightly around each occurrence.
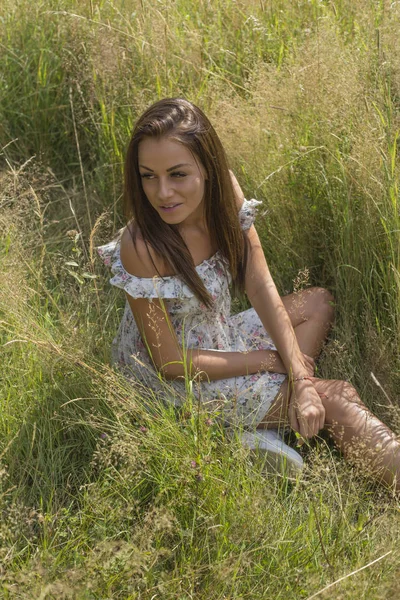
[1,0,400,597]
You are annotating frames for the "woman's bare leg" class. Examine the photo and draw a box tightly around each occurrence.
[259,289,400,488]
[281,287,335,359]
[260,377,400,490]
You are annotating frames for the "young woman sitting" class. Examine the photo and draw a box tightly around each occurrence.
[98,97,400,488]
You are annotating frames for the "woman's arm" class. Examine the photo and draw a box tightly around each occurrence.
[127,295,287,380]
[229,172,324,436]
[244,225,309,378]
[244,223,325,437]
[229,170,308,378]
[230,168,302,372]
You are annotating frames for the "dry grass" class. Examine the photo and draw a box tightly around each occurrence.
[1,0,400,597]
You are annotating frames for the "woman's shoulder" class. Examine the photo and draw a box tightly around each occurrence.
[98,225,196,300]
[120,224,167,278]
[229,170,262,229]
[229,170,245,210]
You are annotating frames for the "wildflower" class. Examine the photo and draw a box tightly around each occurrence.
[140,426,148,433]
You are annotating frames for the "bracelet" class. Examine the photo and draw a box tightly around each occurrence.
[293,376,313,383]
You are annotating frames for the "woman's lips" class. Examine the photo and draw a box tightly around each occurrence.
[159,203,182,212]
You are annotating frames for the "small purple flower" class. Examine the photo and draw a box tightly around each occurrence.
[100,432,107,440]
[190,460,198,469]
[140,426,148,433]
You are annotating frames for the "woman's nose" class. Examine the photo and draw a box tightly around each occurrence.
[158,177,174,200]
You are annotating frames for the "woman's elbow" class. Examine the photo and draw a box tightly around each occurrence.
[158,360,185,380]
[158,356,203,381]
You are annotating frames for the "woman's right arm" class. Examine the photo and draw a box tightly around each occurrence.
[120,228,285,381]
[127,295,286,380]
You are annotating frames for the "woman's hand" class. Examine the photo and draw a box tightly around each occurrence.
[288,378,325,440]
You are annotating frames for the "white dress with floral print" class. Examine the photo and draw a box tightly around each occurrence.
[97,199,286,428]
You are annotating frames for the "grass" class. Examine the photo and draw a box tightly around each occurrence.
[1,0,400,597]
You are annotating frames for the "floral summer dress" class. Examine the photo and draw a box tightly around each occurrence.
[97,199,286,429]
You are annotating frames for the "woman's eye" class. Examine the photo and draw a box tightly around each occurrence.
[140,173,154,179]
[171,172,187,178]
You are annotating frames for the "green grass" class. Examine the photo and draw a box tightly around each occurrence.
[1,0,400,597]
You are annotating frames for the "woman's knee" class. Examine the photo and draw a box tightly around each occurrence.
[307,287,335,323]
[283,286,335,327]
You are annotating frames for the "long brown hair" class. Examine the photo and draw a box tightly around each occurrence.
[124,97,248,307]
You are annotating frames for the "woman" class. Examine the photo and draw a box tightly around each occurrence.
[98,97,400,488]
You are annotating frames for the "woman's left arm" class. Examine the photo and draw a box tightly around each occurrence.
[245,223,325,439]
[229,171,310,379]
[244,224,308,378]
[229,171,325,438]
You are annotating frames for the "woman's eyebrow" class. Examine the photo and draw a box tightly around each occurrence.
[139,163,192,172]
[167,163,192,172]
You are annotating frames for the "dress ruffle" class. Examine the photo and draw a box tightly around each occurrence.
[97,239,221,299]
[238,198,262,230]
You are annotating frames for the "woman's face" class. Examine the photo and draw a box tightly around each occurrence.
[138,136,207,226]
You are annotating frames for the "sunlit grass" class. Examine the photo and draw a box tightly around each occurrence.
[1,0,400,597]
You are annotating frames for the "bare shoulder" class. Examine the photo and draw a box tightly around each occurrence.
[120,224,165,278]
[229,170,245,210]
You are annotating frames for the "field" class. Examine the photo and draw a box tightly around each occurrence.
[1,0,400,598]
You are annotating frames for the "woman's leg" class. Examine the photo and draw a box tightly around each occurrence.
[281,287,335,359]
[260,378,400,490]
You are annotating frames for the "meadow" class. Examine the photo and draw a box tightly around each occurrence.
[1,0,400,597]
